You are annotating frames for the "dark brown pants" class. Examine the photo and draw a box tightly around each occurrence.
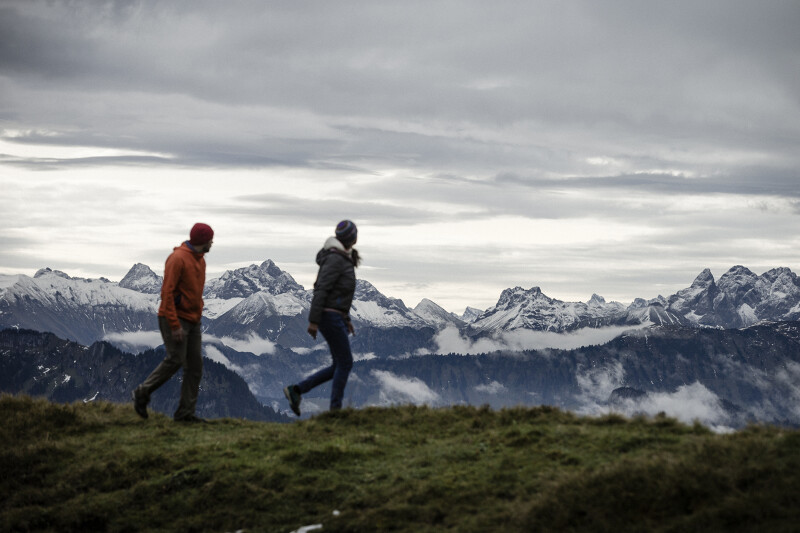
[135,316,203,420]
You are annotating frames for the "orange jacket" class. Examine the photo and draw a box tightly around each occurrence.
[158,242,207,330]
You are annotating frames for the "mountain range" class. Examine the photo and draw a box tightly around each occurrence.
[3,262,800,426]
[4,263,800,350]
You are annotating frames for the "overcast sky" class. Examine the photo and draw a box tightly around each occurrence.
[1,0,799,314]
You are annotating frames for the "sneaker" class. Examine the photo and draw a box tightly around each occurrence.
[131,390,148,419]
[284,385,302,416]
[175,414,208,423]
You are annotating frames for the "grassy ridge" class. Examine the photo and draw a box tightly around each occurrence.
[2,394,799,532]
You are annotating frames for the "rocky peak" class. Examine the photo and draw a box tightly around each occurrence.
[355,280,409,311]
[119,264,162,294]
[413,298,464,328]
[717,266,758,300]
[461,306,483,323]
[496,286,550,308]
[204,260,304,299]
[588,294,606,305]
[34,268,71,279]
[691,268,716,288]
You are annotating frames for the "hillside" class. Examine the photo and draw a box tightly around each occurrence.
[2,395,799,532]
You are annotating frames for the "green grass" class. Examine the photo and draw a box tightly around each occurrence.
[2,394,799,532]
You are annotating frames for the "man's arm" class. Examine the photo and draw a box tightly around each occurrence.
[160,255,185,341]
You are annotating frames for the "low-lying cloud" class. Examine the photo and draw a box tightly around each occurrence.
[612,383,734,433]
[431,325,642,355]
[206,332,276,356]
[474,381,507,395]
[371,370,440,406]
[576,360,626,404]
[102,330,163,353]
[573,360,735,432]
[203,345,244,374]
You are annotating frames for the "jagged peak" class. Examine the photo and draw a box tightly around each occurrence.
[355,279,378,293]
[34,268,71,279]
[725,265,756,276]
[461,306,483,322]
[762,267,796,281]
[122,263,158,278]
[415,298,439,310]
[500,286,543,298]
[691,268,716,287]
[588,293,606,304]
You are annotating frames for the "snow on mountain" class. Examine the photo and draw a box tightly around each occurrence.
[667,266,800,328]
[0,268,158,345]
[624,299,686,327]
[412,298,465,329]
[203,297,244,320]
[118,263,162,294]
[217,291,309,326]
[204,260,305,299]
[213,277,430,331]
[350,280,427,328]
[752,268,800,318]
[6,261,800,352]
[460,306,483,323]
[470,287,627,333]
[667,268,721,325]
[17,268,156,312]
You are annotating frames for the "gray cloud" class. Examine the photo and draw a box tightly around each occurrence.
[2,0,799,311]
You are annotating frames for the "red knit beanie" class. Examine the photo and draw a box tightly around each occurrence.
[189,223,214,245]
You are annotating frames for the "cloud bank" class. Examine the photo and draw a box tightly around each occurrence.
[431,325,643,355]
[573,361,735,432]
[102,330,163,354]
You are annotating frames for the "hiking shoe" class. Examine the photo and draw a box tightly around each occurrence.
[284,385,302,416]
[175,414,208,423]
[131,390,148,419]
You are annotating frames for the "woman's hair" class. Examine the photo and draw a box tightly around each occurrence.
[351,248,361,268]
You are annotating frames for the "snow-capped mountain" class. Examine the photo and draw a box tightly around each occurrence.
[469,286,629,333]
[350,280,427,328]
[467,265,800,334]
[204,260,306,299]
[412,299,466,329]
[668,266,800,328]
[118,263,162,294]
[4,262,800,355]
[0,268,157,345]
[624,297,687,327]
[460,306,483,323]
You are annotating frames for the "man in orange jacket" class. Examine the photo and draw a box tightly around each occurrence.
[132,223,214,422]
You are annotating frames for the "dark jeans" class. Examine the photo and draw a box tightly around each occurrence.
[135,316,203,420]
[297,311,354,410]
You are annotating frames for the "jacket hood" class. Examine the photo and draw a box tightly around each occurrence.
[324,236,347,253]
[316,236,352,265]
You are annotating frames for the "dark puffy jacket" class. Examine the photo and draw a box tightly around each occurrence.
[308,237,356,324]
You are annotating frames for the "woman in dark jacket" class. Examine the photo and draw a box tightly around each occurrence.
[284,220,360,416]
